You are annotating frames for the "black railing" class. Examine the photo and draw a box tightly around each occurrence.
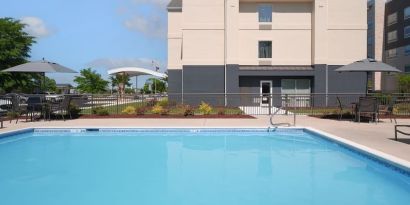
[1,93,410,117]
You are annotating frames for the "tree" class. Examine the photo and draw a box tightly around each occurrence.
[142,78,167,94]
[110,73,131,97]
[74,68,109,94]
[0,17,37,93]
[398,74,410,93]
[44,77,57,92]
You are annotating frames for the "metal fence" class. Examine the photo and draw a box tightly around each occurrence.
[1,93,410,117]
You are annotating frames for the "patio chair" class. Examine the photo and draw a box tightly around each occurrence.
[9,94,28,124]
[336,97,346,120]
[0,110,6,128]
[26,96,45,121]
[47,96,72,121]
[378,97,397,124]
[357,97,378,123]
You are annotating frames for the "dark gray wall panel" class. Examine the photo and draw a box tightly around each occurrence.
[328,65,367,93]
[167,69,182,103]
[182,65,225,105]
[183,65,225,93]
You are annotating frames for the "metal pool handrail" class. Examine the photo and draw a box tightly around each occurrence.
[395,125,410,141]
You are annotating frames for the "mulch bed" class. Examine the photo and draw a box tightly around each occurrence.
[79,114,255,119]
[310,114,410,120]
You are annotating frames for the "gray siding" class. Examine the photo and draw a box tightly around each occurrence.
[167,64,367,106]
[167,69,182,103]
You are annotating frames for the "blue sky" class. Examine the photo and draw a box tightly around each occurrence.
[1,0,169,88]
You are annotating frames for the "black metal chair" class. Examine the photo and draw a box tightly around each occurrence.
[47,96,72,121]
[357,97,378,123]
[0,110,6,128]
[26,96,45,121]
[378,97,397,124]
[9,94,28,124]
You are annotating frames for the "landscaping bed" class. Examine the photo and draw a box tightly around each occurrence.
[76,99,253,119]
[79,114,254,119]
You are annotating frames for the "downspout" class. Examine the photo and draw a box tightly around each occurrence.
[326,64,328,106]
[181,33,184,104]
[224,0,227,106]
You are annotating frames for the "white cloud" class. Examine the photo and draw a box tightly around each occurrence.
[87,58,164,71]
[20,16,53,38]
[124,14,166,39]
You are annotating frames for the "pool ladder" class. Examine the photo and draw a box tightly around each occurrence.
[268,107,295,131]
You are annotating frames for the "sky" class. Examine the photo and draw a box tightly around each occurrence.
[0,0,170,88]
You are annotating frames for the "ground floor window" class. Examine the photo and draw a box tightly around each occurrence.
[281,79,311,107]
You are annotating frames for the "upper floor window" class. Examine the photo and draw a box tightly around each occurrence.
[368,36,374,46]
[259,41,272,58]
[405,7,410,20]
[258,5,272,23]
[405,45,410,56]
[386,48,397,58]
[405,26,410,38]
[387,13,398,25]
[368,22,374,30]
[388,30,398,43]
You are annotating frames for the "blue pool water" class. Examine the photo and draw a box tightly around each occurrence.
[0,129,409,205]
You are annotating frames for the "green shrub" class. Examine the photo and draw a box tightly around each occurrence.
[92,106,109,116]
[156,99,169,107]
[68,103,81,117]
[198,101,212,115]
[152,104,165,115]
[7,111,19,118]
[122,106,136,115]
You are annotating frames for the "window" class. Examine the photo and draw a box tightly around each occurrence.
[405,26,410,38]
[258,5,272,23]
[368,36,374,46]
[388,30,398,43]
[368,22,374,30]
[405,45,410,56]
[405,65,410,73]
[259,41,272,58]
[405,7,410,20]
[387,13,397,25]
[386,48,397,58]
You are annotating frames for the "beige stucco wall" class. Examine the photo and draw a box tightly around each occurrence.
[238,2,312,65]
[167,11,183,70]
[167,0,367,67]
[326,0,367,65]
[183,0,224,29]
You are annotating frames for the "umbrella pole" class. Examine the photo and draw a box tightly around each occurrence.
[366,71,369,96]
[135,76,138,94]
[43,72,46,93]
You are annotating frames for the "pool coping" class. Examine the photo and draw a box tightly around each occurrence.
[1,126,410,174]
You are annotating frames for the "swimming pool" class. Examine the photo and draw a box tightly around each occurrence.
[0,128,409,205]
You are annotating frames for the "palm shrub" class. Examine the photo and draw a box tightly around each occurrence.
[122,106,136,115]
[198,102,212,115]
[152,105,165,115]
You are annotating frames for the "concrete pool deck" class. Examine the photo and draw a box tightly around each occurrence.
[1,116,410,163]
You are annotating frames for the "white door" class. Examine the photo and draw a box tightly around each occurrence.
[281,79,311,107]
[260,81,272,107]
